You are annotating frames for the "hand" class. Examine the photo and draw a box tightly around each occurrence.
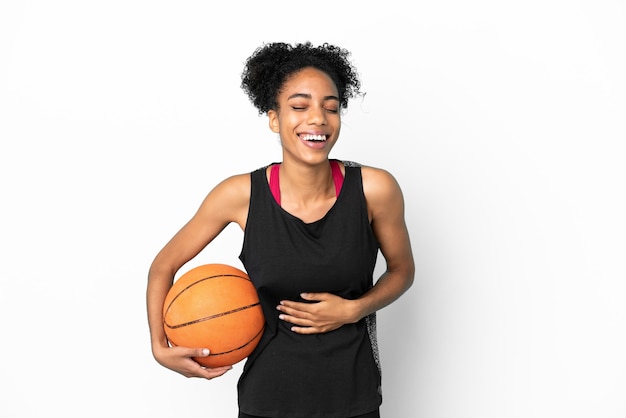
[153,345,232,380]
[276,292,361,334]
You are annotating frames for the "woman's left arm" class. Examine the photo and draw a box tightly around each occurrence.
[356,165,415,316]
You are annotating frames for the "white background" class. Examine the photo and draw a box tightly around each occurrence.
[1,1,625,417]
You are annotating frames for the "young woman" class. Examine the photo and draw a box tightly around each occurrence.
[147,42,415,418]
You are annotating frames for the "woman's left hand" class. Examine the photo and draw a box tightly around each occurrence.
[276,292,362,334]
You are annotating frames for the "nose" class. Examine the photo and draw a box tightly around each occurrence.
[307,105,326,125]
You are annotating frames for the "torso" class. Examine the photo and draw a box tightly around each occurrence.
[238,162,382,417]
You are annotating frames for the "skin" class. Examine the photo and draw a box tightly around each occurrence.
[146,67,415,380]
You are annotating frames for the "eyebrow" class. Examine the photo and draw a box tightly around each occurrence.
[287,93,340,102]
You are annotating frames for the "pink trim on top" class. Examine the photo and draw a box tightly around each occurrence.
[269,161,344,205]
[330,160,344,197]
[270,163,281,205]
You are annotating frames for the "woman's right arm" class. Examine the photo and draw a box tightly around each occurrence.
[146,173,250,379]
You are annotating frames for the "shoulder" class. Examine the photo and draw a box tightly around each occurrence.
[195,171,253,229]
[340,161,396,183]
[201,172,252,214]
[357,164,405,221]
[338,160,401,199]
[213,172,252,197]
[210,164,274,198]
[359,164,402,197]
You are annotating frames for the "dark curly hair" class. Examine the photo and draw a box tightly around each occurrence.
[241,42,362,115]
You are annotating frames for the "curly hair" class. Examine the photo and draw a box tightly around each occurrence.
[241,42,362,115]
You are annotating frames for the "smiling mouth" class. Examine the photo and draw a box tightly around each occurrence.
[300,134,327,142]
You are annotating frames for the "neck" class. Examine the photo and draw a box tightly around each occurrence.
[279,159,335,204]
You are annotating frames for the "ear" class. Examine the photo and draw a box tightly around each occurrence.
[268,109,280,133]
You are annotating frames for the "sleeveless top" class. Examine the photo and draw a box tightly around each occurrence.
[238,160,382,418]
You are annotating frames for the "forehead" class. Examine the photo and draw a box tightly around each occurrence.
[280,67,339,98]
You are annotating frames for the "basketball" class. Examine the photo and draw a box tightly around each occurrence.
[162,263,265,368]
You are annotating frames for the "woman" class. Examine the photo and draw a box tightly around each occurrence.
[147,42,415,418]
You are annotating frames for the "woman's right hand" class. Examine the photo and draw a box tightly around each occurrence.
[153,344,233,379]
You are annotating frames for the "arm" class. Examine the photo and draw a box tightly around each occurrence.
[277,166,415,333]
[357,166,415,314]
[146,174,250,378]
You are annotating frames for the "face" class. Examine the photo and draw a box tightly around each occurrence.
[268,67,341,164]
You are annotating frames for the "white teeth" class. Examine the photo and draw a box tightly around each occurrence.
[302,134,327,142]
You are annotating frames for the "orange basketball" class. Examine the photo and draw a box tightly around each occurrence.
[163,263,265,368]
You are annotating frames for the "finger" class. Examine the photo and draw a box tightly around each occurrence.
[279,312,313,326]
[190,349,233,379]
[198,365,233,379]
[277,301,313,317]
[277,299,306,310]
[186,348,233,379]
[289,323,340,334]
[299,292,325,301]
[193,348,211,358]
[289,325,319,335]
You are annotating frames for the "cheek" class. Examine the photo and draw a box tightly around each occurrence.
[280,113,303,130]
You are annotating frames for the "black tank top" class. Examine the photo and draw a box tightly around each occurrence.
[238,161,382,417]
